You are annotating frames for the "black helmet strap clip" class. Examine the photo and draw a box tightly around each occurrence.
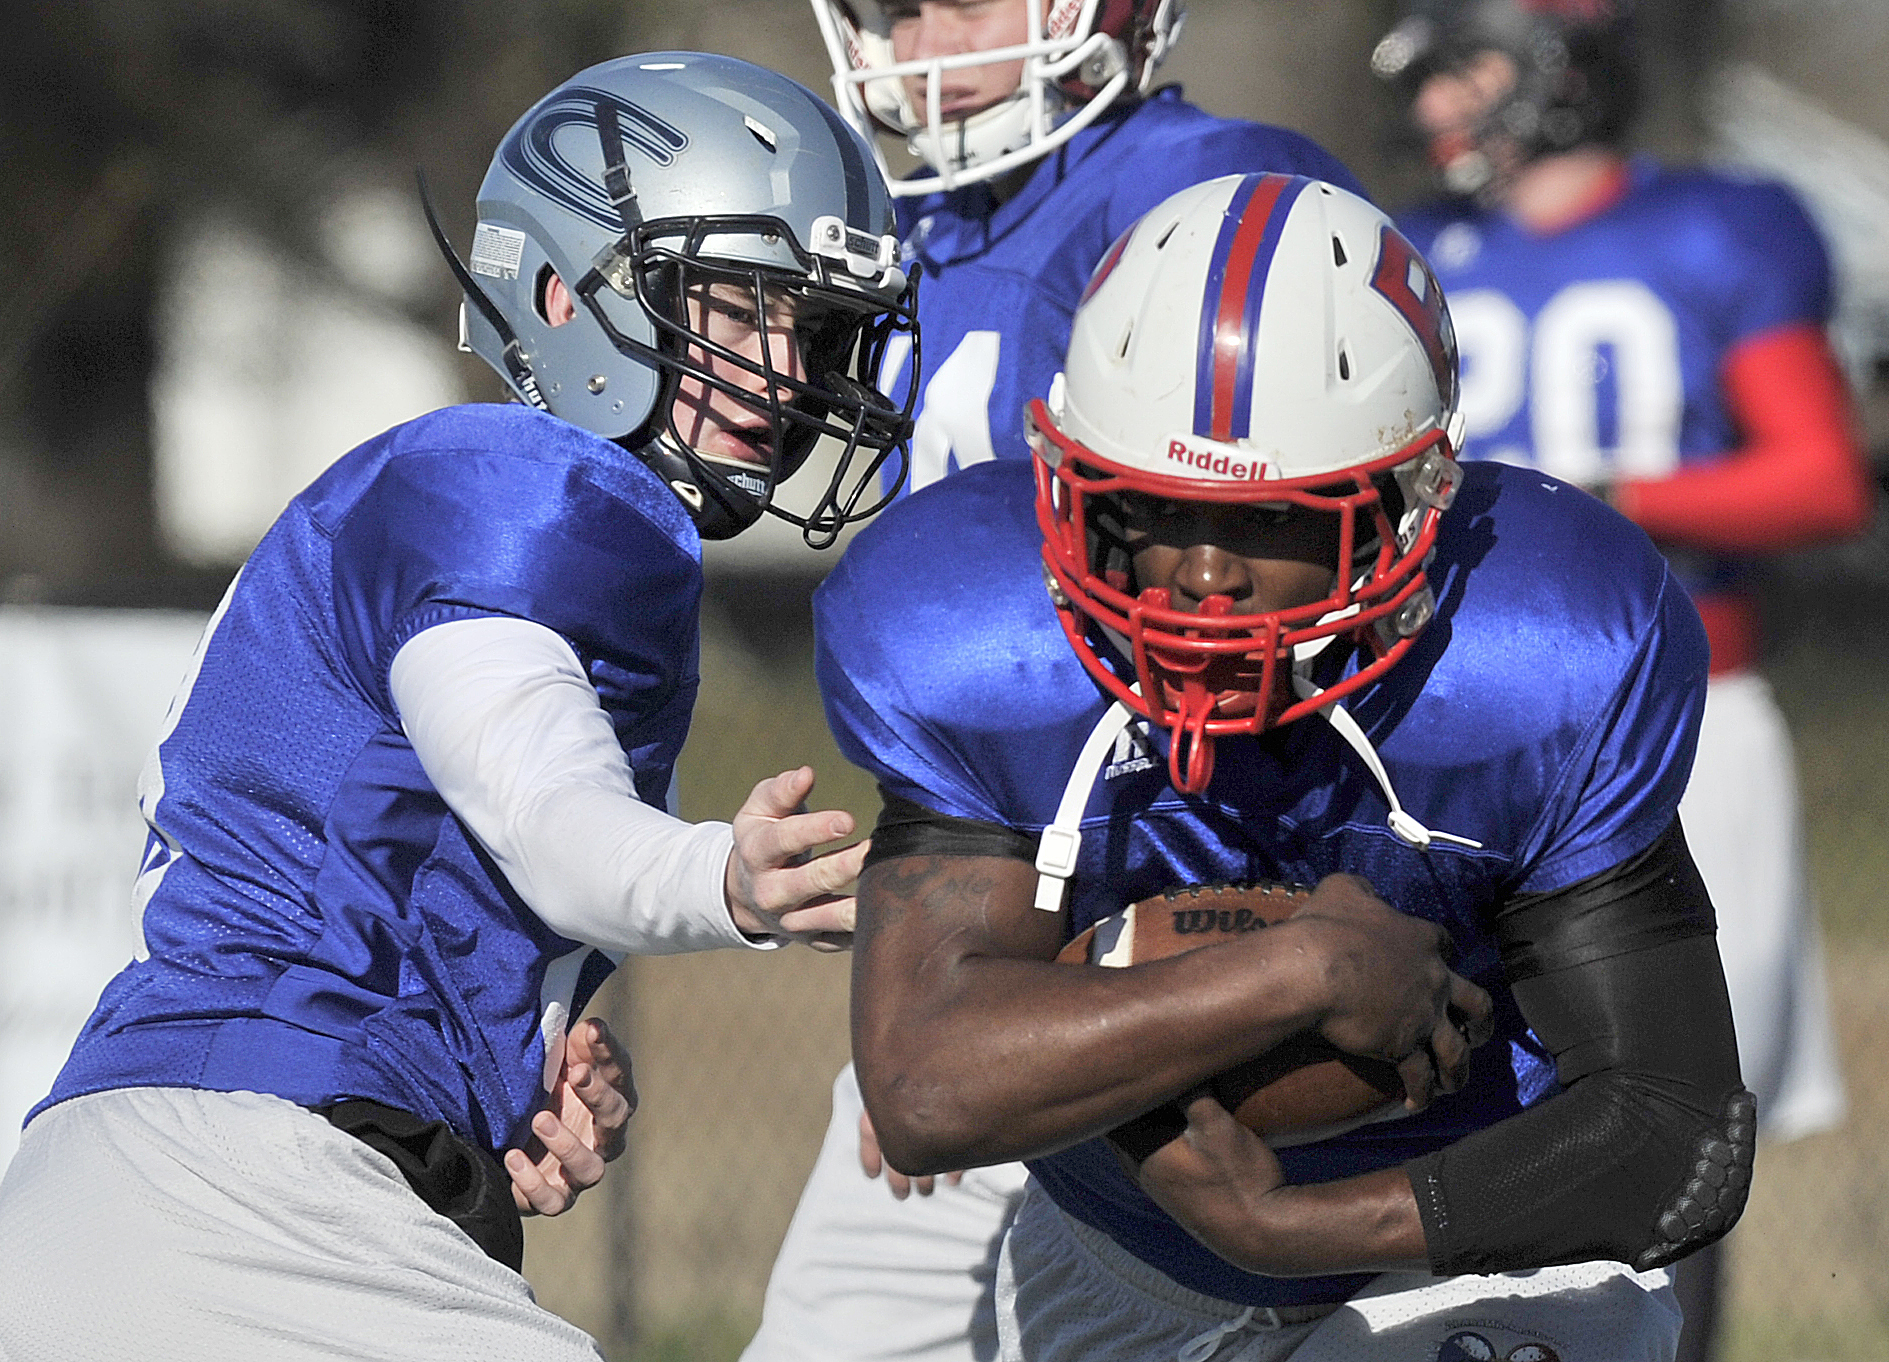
[416,170,550,412]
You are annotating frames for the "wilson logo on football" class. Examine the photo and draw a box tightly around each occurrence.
[1172,907,1274,936]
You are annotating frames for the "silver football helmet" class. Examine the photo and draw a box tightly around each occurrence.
[428,52,918,543]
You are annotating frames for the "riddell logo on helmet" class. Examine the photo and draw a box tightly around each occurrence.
[1166,439,1276,481]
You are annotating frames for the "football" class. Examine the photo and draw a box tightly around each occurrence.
[1057,881,1410,1147]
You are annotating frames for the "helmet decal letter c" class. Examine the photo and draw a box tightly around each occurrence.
[1370,223,1458,408]
[1079,221,1137,308]
[501,89,691,232]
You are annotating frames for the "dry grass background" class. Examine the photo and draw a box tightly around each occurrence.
[521,571,1889,1362]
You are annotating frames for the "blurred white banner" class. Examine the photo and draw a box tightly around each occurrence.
[0,608,206,1170]
[152,185,462,566]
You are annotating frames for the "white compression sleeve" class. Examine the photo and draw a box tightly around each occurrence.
[389,615,770,955]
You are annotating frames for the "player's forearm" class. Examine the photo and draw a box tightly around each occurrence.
[852,860,1335,1172]
[1406,933,1749,1276]
[1621,435,1873,552]
[1154,1162,1430,1278]
[1128,1092,1430,1276]
[391,615,755,955]
[858,960,1329,1172]
[510,781,746,955]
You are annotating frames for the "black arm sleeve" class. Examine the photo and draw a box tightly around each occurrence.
[861,787,1039,869]
[1405,818,1755,1274]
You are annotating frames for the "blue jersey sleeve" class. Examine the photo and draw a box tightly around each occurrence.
[320,410,702,728]
[816,619,1005,823]
[1713,178,1833,342]
[813,464,1096,828]
[815,521,1023,824]
[1512,563,1710,894]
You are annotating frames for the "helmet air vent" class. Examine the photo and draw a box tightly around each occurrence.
[1155,219,1179,250]
[744,116,779,152]
[1337,348,1351,381]
[1116,320,1134,362]
[1331,236,1347,267]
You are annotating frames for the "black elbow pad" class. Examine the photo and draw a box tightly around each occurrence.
[1408,1071,1754,1273]
[1636,1087,1756,1270]
[1407,821,1755,1273]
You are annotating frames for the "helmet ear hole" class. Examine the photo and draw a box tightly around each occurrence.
[533,264,559,324]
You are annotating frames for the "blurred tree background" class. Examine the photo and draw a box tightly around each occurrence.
[3,2,1887,1360]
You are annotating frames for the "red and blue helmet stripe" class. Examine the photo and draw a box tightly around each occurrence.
[1192,173,1311,443]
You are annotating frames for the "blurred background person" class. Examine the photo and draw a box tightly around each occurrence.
[1372,2,1875,1358]
[743,5,1365,1361]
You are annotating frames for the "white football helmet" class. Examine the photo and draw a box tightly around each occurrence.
[809,0,1184,197]
[1030,174,1468,792]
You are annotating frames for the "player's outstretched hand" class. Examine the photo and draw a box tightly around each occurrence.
[857,1108,965,1199]
[507,1017,635,1216]
[1290,874,1494,1112]
[725,766,867,951]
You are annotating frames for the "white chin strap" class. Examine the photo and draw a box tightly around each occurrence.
[1030,647,1481,914]
[1290,634,1483,852]
[1032,699,1139,913]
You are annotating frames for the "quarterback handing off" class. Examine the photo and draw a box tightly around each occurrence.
[0,55,912,1361]
[825,175,1750,1361]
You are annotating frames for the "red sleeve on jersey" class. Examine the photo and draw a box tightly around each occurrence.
[1616,324,1876,554]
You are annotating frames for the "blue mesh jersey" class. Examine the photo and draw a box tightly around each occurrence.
[815,458,1708,1307]
[1398,158,1832,597]
[39,404,702,1154]
[880,87,1364,494]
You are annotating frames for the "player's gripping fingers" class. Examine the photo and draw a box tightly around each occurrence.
[1394,1046,1443,1113]
[507,1144,576,1217]
[566,1019,634,1159]
[1451,971,1496,1047]
[752,833,868,916]
[726,767,866,939]
[740,765,818,821]
[858,1109,887,1179]
[730,768,849,876]
[1412,971,1493,1102]
[534,1108,606,1197]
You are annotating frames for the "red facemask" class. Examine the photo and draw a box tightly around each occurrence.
[1031,400,1460,794]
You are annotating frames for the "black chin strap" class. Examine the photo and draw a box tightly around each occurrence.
[593,98,641,236]
[415,170,548,411]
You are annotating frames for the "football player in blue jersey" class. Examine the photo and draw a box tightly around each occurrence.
[0,54,915,1361]
[744,11,1375,1361]
[810,0,1367,493]
[823,173,1750,1362]
[1372,3,1876,1356]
